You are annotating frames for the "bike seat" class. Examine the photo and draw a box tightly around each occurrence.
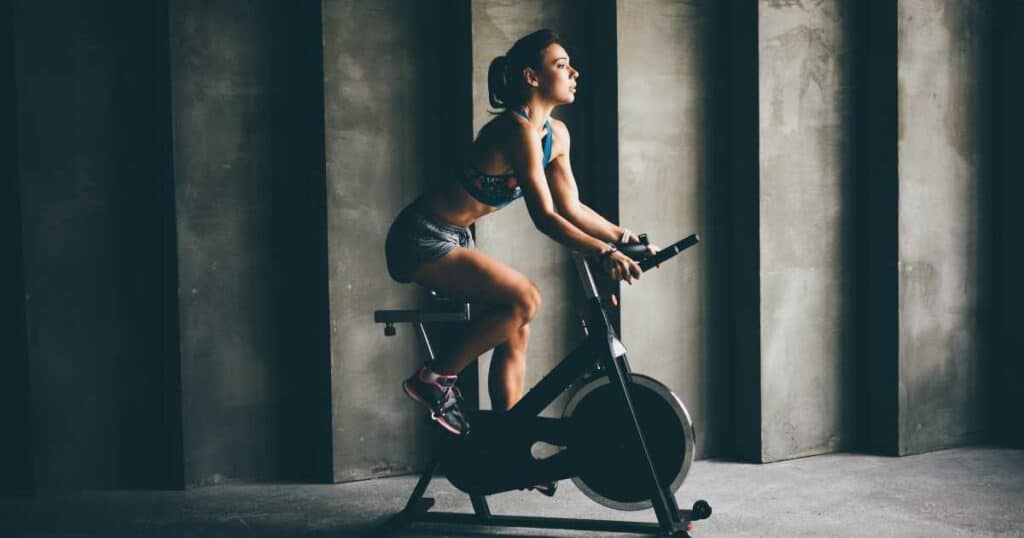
[374,290,471,327]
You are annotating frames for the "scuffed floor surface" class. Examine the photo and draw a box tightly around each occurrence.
[1,447,1021,537]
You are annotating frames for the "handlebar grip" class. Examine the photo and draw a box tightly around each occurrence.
[617,242,652,260]
[636,233,700,271]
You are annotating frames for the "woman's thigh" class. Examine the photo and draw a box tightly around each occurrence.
[411,246,537,309]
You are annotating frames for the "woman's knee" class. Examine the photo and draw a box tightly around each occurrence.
[517,323,531,343]
[505,323,530,353]
[510,284,541,326]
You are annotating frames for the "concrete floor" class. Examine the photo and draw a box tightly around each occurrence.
[1,447,1021,537]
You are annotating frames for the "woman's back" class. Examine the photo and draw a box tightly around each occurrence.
[468,113,518,177]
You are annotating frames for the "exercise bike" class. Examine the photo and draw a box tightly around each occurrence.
[374,233,711,537]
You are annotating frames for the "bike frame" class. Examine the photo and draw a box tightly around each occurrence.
[502,254,688,532]
[375,235,705,536]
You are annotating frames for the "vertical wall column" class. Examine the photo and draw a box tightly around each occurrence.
[894,0,990,455]
[571,0,618,236]
[169,0,331,486]
[469,0,580,412]
[993,0,1024,450]
[14,0,182,489]
[1,0,34,496]
[862,0,899,455]
[323,0,453,482]
[616,0,729,458]
[729,0,762,462]
[752,0,857,462]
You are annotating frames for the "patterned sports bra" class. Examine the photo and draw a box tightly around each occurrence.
[461,107,553,209]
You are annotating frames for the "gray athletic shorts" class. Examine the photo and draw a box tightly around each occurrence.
[385,197,474,283]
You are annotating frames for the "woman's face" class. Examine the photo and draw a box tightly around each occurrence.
[529,43,579,104]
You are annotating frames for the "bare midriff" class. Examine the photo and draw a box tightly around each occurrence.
[421,113,525,228]
[421,179,499,229]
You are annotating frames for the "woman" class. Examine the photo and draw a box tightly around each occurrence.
[385,29,647,437]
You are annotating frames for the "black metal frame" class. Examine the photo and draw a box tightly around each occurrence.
[375,235,707,537]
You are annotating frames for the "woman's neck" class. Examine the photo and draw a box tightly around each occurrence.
[517,100,555,129]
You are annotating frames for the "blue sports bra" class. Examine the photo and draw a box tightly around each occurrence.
[461,107,553,208]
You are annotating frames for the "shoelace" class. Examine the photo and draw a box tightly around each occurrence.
[439,384,463,412]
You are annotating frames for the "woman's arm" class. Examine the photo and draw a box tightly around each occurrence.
[508,117,643,282]
[545,153,623,242]
[508,120,610,256]
[543,122,630,242]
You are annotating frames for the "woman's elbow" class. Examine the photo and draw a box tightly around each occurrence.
[556,204,584,227]
[531,212,560,236]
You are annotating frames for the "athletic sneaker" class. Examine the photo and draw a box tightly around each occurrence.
[402,366,470,436]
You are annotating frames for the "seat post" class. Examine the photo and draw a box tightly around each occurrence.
[415,322,436,363]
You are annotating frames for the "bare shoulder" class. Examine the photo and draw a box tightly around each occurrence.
[550,118,570,141]
[506,111,542,145]
[549,118,571,159]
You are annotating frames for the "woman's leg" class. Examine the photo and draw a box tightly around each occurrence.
[488,324,529,411]
[411,247,541,377]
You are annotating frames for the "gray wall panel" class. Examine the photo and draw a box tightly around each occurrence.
[323,0,445,482]
[757,0,855,462]
[896,0,989,455]
[170,0,330,485]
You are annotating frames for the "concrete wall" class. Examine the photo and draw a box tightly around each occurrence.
[323,0,451,482]
[896,0,989,455]
[616,0,729,459]
[756,0,857,462]
[14,0,181,489]
[470,1,580,413]
[169,0,331,486]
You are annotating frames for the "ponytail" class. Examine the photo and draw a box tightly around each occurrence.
[487,56,512,109]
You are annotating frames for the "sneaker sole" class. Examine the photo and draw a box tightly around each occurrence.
[402,379,463,436]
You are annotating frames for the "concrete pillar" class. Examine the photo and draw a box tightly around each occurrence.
[169,0,331,485]
[895,0,990,455]
[469,1,580,412]
[754,0,857,462]
[14,0,181,489]
[322,0,455,482]
[616,0,730,458]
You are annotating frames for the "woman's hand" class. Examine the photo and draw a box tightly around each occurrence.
[619,228,660,256]
[601,249,643,284]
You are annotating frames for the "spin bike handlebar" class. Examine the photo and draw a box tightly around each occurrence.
[611,233,700,272]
